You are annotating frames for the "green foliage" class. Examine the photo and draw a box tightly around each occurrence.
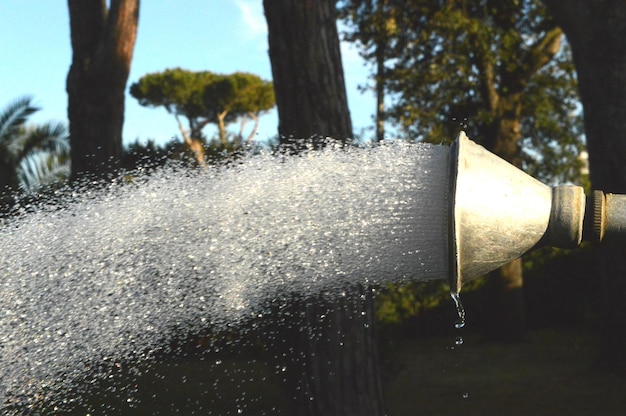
[16,122,71,192]
[341,0,585,185]
[0,96,70,195]
[376,280,449,325]
[131,68,219,134]
[205,72,276,118]
[0,96,39,144]
[376,276,489,327]
[518,41,586,185]
[339,0,400,61]
[130,68,275,150]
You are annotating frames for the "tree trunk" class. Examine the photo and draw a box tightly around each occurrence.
[485,258,527,342]
[217,111,228,148]
[542,0,626,372]
[373,0,392,143]
[245,112,260,144]
[264,1,385,414]
[265,0,353,145]
[480,91,528,341]
[176,114,205,166]
[0,154,17,214]
[279,290,385,416]
[375,41,386,142]
[66,0,139,181]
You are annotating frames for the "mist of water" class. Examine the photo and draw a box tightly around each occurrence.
[0,141,451,412]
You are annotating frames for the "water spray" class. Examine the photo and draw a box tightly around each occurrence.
[449,131,626,293]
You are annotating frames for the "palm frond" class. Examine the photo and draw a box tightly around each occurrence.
[13,121,70,162]
[17,151,71,193]
[0,96,40,143]
[0,97,70,195]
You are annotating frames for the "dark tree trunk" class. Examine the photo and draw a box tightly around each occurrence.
[0,155,17,214]
[264,1,385,414]
[485,258,526,342]
[265,0,353,145]
[279,291,385,416]
[66,0,139,181]
[542,0,626,372]
[375,42,386,142]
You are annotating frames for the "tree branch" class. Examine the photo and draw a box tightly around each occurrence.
[245,112,260,144]
[482,59,499,112]
[217,110,228,148]
[523,26,563,79]
[176,114,205,166]
[238,116,247,141]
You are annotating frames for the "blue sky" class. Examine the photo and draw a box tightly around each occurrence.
[1,1,376,147]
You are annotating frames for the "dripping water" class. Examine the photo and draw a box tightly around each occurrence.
[450,290,468,400]
[450,291,466,329]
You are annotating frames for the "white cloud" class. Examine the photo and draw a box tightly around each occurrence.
[236,0,267,39]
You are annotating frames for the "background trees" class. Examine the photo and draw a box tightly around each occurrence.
[66,0,139,180]
[342,0,584,342]
[341,0,584,182]
[129,68,275,163]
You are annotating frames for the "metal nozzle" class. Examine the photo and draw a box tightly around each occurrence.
[448,132,623,294]
[585,190,626,244]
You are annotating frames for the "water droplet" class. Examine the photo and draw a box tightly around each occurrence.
[462,392,469,399]
[455,336,464,345]
[450,291,466,329]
